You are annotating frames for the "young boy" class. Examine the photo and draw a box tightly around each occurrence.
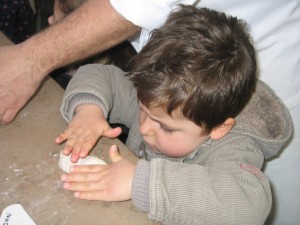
[56,5,292,225]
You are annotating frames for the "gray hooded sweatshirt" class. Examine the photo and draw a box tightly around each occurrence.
[61,64,293,225]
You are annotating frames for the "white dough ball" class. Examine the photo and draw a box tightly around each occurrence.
[58,151,107,173]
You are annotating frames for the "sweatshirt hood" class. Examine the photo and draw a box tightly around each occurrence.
[233,81,293,160]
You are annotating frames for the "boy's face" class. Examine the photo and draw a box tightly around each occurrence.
[48,0,65,25]
[139,102,210,158]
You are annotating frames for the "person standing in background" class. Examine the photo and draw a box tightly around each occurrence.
[0,0,35,43]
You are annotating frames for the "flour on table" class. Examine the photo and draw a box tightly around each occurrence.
[58,151,107,173]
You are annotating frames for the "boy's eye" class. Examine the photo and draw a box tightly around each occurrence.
[160,125,174,134]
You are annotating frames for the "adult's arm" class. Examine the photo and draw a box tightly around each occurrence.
[0,0,141,124]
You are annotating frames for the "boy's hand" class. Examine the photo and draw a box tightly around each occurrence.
[61,145,136,201]
[55,104,122,162]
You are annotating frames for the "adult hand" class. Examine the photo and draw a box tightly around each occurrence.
[55,104,122,162]
[0,44,42,124]
[0,0,141,125]
[61,145,136,201]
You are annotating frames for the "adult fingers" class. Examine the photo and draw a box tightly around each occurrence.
[0,112,4,124]
[0,109,17,124]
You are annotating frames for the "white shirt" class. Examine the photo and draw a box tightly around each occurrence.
[110,0,300,110]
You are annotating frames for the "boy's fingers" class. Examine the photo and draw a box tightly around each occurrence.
[62,170,101,181]
[110,145,123,163]
[104,127,122,138]
[67,164,105,174]
[56,128,74,143]
[62,147,72,156]
[74,191,107,200]
[55,133,67,143]
[63,180,101,191]
[79,136,97,157]
[70,152,81,163]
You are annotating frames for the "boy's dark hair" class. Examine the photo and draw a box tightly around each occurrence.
[129,5,257,134]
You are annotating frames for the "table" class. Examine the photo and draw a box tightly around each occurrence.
[0,77,160,225]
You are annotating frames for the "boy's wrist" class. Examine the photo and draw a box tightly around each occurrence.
[75,104,103,113]
[66,93,107,121]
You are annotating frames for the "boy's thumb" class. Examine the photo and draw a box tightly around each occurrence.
[109,145,123,163]
[105,127,122,139]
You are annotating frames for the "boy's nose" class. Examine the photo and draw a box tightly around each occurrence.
[139,114,154,137]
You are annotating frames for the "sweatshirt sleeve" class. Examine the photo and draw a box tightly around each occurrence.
[147,134,272,225]
[60,64,138,128]
[131,159,151,212]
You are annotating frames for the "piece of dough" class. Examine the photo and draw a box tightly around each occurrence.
[58,151,107,173]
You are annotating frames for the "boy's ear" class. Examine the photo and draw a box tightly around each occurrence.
[209,118,235,140]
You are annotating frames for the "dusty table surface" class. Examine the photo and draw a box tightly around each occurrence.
[0,77,159,225]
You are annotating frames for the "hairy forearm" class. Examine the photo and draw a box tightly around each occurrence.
[20,0,140,80]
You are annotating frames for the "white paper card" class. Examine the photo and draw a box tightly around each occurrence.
[0,204,36,225]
